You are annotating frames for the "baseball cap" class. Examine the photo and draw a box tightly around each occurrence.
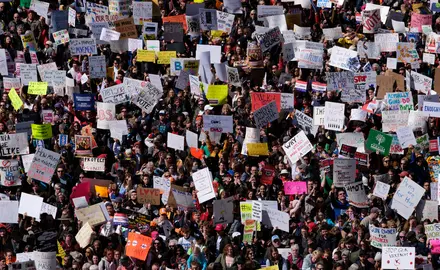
[271,235,280,242]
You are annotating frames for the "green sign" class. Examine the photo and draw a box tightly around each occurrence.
[20,0,31,8]
[366,129,392,156]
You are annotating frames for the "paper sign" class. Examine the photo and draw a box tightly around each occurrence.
[324,102,345,131]
[192,167,216,203]
[391,177,425,219]
[213,197,234,225]
[27,147,61,184]
[167,133,184,151]
[369,225,397,248]
[83,158,105,172]
[366,129,392,156]
[18,192,43,219]
[96,102,116,130]
[126,232,152,261]
[284,181,307,195]
[282,131,313,164]
[262,207,289,232]
[0,201,18,223]
[69,38,97,55]
[333,158,356,187]
[382,247,415,269]
[373,181,391,200]
[346,182,369,208]
[202,115,233,133]
[253,101,279,128]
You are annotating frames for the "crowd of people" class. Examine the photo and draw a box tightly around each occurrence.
[0,0,438,269]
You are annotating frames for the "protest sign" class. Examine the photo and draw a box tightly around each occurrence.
[18,193,43,219]
[253,101,279,128]
[137,188,161,205]
[297,48,323,69]
[313,107,325,126]
[0,201,18,223]
[20,31,37,51]
[254,27,283,52]
[157,51,176,64]
[196,44,222,63]
[69,38,97,55]
[133,1,152,24]
[0,133,29,156]
[96,102,116,129]
[284,181,307,195]
[31,124,52,140]
[9,88,23,111]
[396,127,417,148]
[252,201,262,222]
[202,115,233,133]
[167,133,184,151]
[4,78,22,92]
[100,28,120,41]
[391,177,425,219]
[282,131,313,164]
[373,181,391,200]
[257,5,283,21]
[425,223,440,241]
[75,203,108,226]
[131,83,162,114]
[294,110,317,136]
[251,92,281,112]
[333,158,356,187]
[346,182,369,208]
[324,102,345,131]
[329,46,360,72]
[382,247,415,269]
[369,225,397,248]
[411,13,432,32]
[28,82,48,95]
[241,127,260,156]
[126,232,152,261]
[357,41,380,59]
[363,9,381,33]
[73,93,95,111]
[163,22,183,42]
[374,33,399,52]
[366,129,392,156]
[326,71,354,91]
[192,168,216,203]
[100,84,128,104]
[418,200,438,222]
[381,110,410,132]
[19,64,37,85]
[411,71,432,93]
[75,136,93,156]
[0,159,22,186]
[247,143,268,156]
[27,147,61,184]
[396,42,416,63]
[262,207,289,232]
[137,50,156,63]
[206,84,227,105]
[75,222,93,248]
[82,158,105,172]
[199,9,217,30]
[52,29,70,46]
[339,144,357,158]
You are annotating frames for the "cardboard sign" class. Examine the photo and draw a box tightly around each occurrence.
[137,187,161,205]
[284,181,307,195]
[75,203,107,226]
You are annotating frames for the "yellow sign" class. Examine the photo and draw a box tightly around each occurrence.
[259,266,278,270]
[247,143,269,156]
[28,82,48,95]
[137,50,156,63]
[157,51,176,64]
[31,124,53,140]
[206,85,228,105]
[8,88,23,111]
[95,186,109,198]
[211,30,226,38]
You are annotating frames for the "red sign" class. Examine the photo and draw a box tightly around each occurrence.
[251,92,281,112]
[260,165,275,185]
[429,139,439,153]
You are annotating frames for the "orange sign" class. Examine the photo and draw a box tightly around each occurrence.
[126,232,152,261]
[162,15,187,32]
[251,92,281,112]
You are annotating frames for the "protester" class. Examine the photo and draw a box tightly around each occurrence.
[0,0,438,270]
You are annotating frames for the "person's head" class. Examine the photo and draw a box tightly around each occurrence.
[105,249,114,261]
[223,244,234,256]
[92,255,99,264]
[190,260,201,270]
[337,190,346,202]
[268,246,279,261]
[271,235,281,247]
[311,250,323,263]
[291,244,299,256]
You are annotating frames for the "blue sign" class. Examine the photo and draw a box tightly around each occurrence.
[59,134,68,146]
[73,93,95,111]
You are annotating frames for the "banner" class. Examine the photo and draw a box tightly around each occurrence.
[27,147,61,184]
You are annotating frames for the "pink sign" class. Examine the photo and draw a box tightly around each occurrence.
[284,181,307,195]
[431,240,440,254]
[411,13,432,32]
